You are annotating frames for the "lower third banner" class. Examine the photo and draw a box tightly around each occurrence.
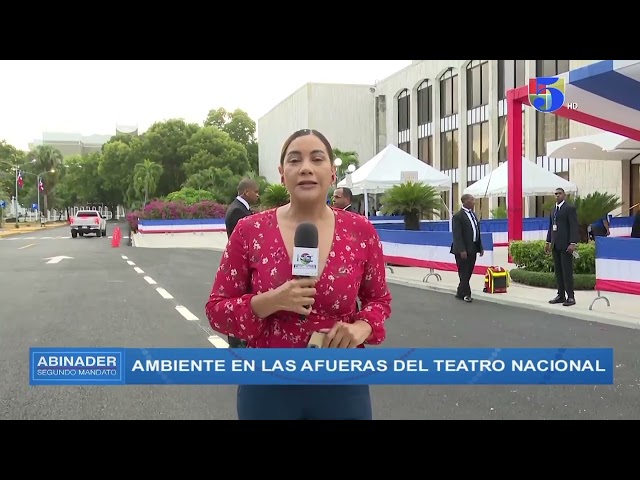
[29,347,614,386]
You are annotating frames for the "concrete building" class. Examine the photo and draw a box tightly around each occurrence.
[259,60,638,219]
[29,124,138,158]
[257,83,375,184]
[372,59,635,218]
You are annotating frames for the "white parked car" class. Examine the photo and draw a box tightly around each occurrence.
[70,210,107,238]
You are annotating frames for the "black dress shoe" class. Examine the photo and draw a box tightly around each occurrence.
[463,296,473,303]
[549,296,566,304]
[563,298,576,306]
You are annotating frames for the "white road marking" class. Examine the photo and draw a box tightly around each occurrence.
[208,335,229,348]
[143,276,157,285]
[121,255,128,260]
[18,243,35,249]
[127,260,135,266]
[175,305,198,321]
[156,287,174,299]
[134,266,144,274]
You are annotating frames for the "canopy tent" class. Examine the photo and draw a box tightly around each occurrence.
[337,144,452,195]
[546,131,640,162]
[463,156,577,198]
[506,60,640,246]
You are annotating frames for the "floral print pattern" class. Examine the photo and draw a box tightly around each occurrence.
[205,208,392,348]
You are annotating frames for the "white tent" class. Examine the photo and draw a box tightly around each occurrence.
[337,144,452,195]
[463,157,578,198]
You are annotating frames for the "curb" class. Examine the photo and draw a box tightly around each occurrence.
[385,276,640,331]
[0,222,68,238]
[150,244,640,331]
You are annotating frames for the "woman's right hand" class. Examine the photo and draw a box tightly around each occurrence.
[273,278,317,315]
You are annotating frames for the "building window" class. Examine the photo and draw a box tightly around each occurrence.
[440,183,459,219]
[467,181,489,219]
[418,136,433,165]
[466,60,489,108]
[497,112,526,162]
[536,60,570,78]
[536,111,570,156]
[417,80,432,125]
[467,121,489,166]
[398,89,410,131]
[498,60,526,99]
[397,89,410,152]
[440,69,458,117]
[398,142,410,153]
[440,130,459,170]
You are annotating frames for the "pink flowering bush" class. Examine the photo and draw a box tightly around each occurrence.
[127,199,227,233]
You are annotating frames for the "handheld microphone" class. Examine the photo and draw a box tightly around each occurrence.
[292,222,319,321]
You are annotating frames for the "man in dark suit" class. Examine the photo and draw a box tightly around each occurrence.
[224,178,260,348]
[450,194,484,303]
[545,187,579,306]
[225,178,260,238]
[332,187,357,213]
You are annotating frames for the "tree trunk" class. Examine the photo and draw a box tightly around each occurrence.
[404,212,420,231]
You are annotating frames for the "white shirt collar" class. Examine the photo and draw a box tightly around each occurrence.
[236,196,250,211]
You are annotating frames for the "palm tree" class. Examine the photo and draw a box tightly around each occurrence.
[574,192,622,242]
[133,159,164,205]
[542,191,622,243]
[332,148,359,180]
[29,145,64,212]
[260,184,290,208]
[380,182,442,230]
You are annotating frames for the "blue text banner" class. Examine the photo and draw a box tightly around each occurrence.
[29,347,614,386]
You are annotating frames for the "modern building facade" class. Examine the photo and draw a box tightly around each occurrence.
[29,124,138,158]
[373,59,634,218]
[259,60,639,219]
[257,83,375,184]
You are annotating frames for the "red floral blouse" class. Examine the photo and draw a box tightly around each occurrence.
[205,207,392,348]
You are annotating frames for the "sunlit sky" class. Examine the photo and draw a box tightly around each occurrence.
[0,60,412,151]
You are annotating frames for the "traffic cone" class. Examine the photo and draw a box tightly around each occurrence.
[111,226,121,247]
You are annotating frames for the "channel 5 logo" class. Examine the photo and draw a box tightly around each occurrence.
[528,77,566,113]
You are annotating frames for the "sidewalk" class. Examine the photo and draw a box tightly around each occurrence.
[0,221,68,238]
[132,231,640,329]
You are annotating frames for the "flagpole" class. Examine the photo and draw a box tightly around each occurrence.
[14,165,18,228]
[37,174,41,224]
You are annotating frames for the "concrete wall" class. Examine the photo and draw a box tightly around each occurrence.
[257,83,374,184]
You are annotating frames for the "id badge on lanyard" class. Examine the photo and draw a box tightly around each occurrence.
[553,210,558,231]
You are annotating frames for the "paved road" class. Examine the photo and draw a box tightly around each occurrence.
[1,233,639,419]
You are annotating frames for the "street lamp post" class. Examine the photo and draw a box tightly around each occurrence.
[333,158,342,186]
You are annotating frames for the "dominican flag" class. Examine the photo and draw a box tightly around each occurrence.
[39,178,44,192]
[17,171,24,189]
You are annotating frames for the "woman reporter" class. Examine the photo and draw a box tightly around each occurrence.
[205,128,392,420]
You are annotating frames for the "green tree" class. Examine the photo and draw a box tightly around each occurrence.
[205,107,258,171]
[28,145,64,212]
[133,159,164,205]
[165,188,216,205]
[381,182,442,230]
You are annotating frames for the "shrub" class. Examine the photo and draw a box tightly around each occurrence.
[509,268,595,290]
[509,240,595,274]
[126,212,139,233]
[126,199,227,233]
